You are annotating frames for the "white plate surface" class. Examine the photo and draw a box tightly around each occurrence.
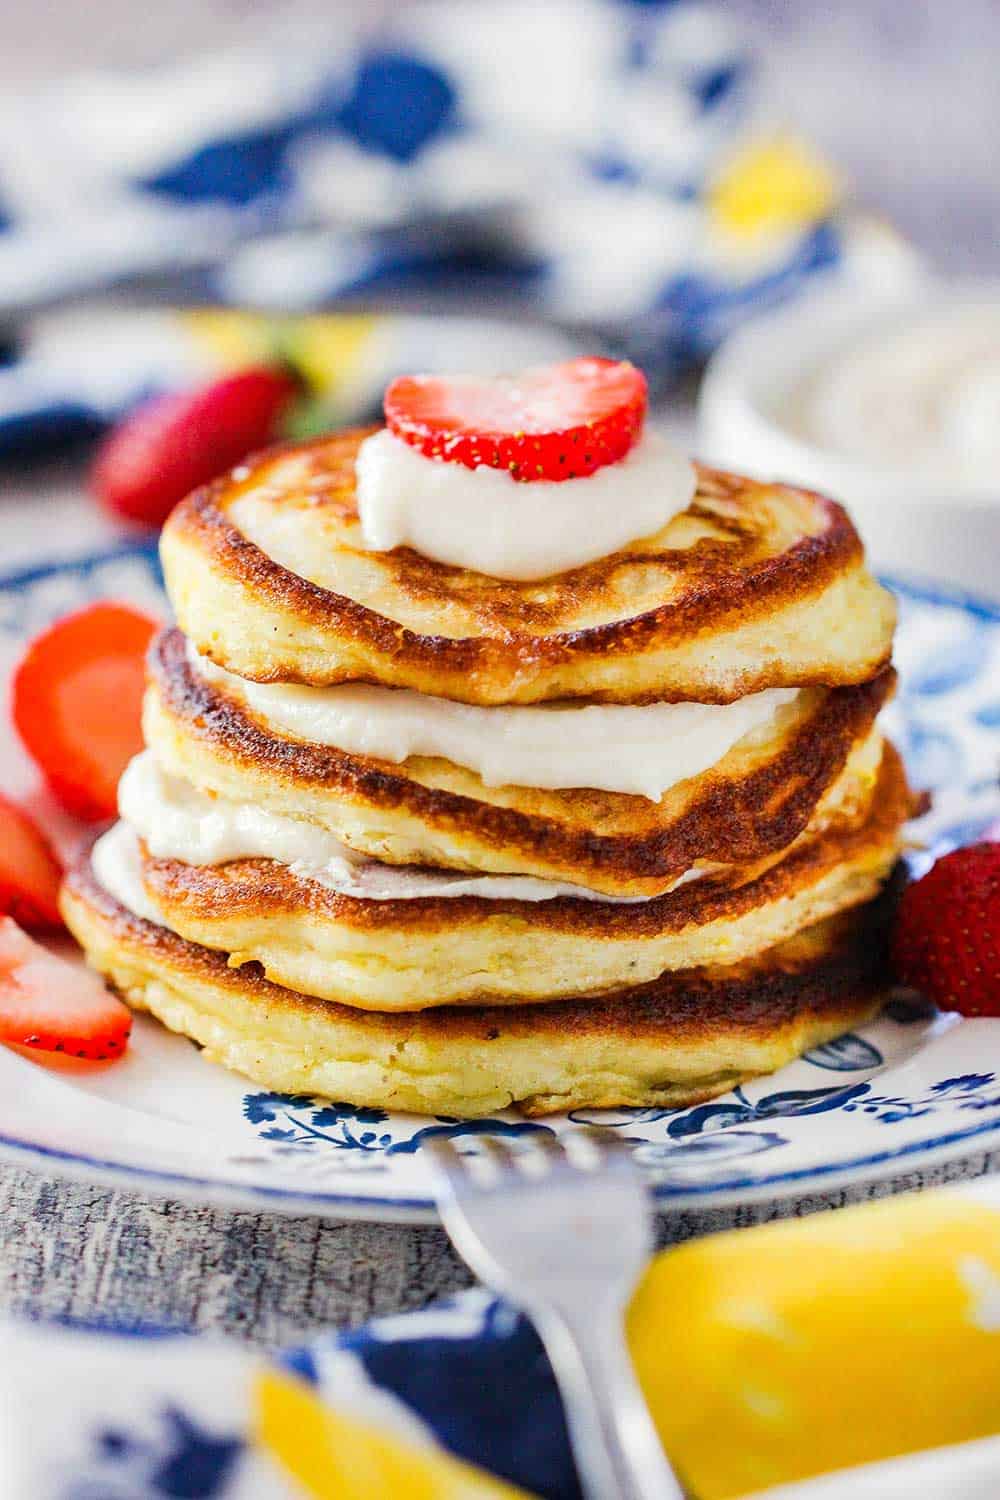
[2,545,1000,1221]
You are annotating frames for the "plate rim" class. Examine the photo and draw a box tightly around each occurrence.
[2,1110,1000,1222]
[2,544,1000,1221]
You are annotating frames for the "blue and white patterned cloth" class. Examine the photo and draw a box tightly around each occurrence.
[0,0,912,455]
[5,1170,1000,1500]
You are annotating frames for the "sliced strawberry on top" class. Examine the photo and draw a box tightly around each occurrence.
[0,795,63,931]
[384,356,647,481]
[91,365,299,530]
[12,601,159,822]
[0,917,132,1060]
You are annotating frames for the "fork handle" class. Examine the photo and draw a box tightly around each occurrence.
[535,1299,686,1500]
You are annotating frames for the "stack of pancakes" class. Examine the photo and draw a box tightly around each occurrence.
[63,432,914,1116]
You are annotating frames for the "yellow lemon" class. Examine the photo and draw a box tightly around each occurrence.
[629,1192,1000,1497]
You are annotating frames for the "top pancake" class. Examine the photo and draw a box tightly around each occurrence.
[161,430,896,705]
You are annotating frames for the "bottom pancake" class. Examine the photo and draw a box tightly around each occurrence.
[62,857,895,1117]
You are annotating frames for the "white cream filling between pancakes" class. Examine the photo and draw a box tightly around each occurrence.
[189,645,799,802]
[109,753,671,905]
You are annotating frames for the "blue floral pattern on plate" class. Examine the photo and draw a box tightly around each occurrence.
[2,548,1000,1218]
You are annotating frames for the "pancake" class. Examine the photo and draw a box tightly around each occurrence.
[60,857,895,1118]
[123,741,911,1011]
[160,432,896,705]
[145,628,894,898]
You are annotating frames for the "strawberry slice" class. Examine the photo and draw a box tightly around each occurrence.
[12,602,159,821]
[0,917,131,1059]
[384,356,647,481]
[91,365,299,529]
[0,796,63,931]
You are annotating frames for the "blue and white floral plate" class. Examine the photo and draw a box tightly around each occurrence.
[1,545,999,1222]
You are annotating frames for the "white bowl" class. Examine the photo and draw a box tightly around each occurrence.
[697,281,1000,601]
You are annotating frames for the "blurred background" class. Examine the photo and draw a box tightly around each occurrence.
[5,0,996,271]
[2,0,999,586]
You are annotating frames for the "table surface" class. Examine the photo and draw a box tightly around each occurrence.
[3,0,1000,1344]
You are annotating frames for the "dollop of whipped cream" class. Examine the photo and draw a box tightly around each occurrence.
[354,426,696,579]
[111,753,651,903]
[193,648,798,802]
[795,304,1000,485]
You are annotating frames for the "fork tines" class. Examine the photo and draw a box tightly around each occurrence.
[426,1127,629,1186]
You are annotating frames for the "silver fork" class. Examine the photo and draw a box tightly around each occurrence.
[425,1130,685,1500]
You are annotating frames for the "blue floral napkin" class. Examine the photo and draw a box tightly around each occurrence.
[0,0,907,455]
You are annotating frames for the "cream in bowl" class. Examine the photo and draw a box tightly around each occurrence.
[699,280,1000,599]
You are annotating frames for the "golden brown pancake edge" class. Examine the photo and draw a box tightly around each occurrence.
[160,433,896,704]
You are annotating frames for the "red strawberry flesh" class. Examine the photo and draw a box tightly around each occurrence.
[384,356,647,481]
[12,601,159,822]
[0,917,131,1060]
[892,842,1000,1016]
[0,795,63,931]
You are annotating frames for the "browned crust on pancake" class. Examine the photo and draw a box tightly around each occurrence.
[150,628,896,895]
[63,854,893,1045]
[139,739,913,937]
[163,430,887,699]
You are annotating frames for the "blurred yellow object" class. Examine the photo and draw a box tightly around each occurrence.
[286,313,379,395]
[255,1367,537,1500]
[182,309,283,370]
[629,1189,1000,1498]
[708,135,839,237]
[182,309,378,395]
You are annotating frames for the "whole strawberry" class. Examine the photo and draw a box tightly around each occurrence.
[892,843,1000,1015]
[91,365,298,529]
